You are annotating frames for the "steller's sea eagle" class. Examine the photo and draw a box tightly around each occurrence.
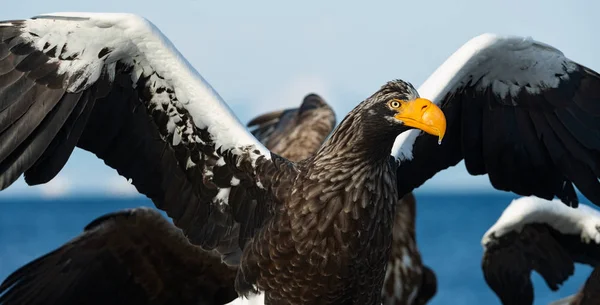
[245,94,437,305]
[0,12,600,304]
[482,196,600,305]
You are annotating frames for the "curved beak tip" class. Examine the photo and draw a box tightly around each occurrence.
[395,98,447,142]
[422,99,446,142]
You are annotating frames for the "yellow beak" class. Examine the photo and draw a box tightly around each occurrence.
[393,98,446,144]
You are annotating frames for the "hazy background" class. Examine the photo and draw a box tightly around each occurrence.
[0,2,598,305]
[0,0,598,198]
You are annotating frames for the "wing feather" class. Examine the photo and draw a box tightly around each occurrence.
[573,68,600,115]
[0,71,36,114]
[481,197,600,305]
[394,33,600,207]
[24,91,95,185]
[247,108,292,141]
[0,207,239,305]
[0,13,287,266]
[247,93,336,162]
[482,224,575,305]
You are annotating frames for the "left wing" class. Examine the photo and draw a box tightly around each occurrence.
[0,13,290,269]
[481,196,600,305]
[394,33,600,207]
[247,93,336,162]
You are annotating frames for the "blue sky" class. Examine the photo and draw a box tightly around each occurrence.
[0,0,598,198]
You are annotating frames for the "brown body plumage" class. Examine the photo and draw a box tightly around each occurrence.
[249,94,437,305]
[238,85,417,304]
[244,154,397,304]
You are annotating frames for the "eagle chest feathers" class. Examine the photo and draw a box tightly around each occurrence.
[246,156,398,305]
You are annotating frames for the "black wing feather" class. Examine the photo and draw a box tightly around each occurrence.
[0,19,283,265]
[0,70,36,114]
[24,90,95,185]
[482,224,576,305]
[0,208,239,305]
[397,62,600,207]
[573,68,600,115]
[0,88,63,185]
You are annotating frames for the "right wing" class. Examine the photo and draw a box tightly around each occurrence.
[394,34,600,207]
[0,208,239,305]
[0,12,292,265]
[247,93,336,162]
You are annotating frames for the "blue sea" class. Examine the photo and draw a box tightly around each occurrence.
[0,192,592,305]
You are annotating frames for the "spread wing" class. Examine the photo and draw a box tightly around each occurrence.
[0,12,292,265]
[480,197,600,305]
[247,93,336,162]
[0,208,239,305]
[482,224,576,305]
[394,33,600,207]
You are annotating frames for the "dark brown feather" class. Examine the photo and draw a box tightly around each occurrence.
[248,93,336,162]
[0,207,238,305]
[235,82,425,304]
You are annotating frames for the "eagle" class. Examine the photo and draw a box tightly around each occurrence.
[246,94,437,305]
[482,196,600,305]
[1,12,600,305]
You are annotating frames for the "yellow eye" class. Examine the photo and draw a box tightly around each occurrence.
[390,100,401,108]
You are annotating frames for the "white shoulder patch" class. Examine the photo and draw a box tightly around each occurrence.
[481,196,600,247]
